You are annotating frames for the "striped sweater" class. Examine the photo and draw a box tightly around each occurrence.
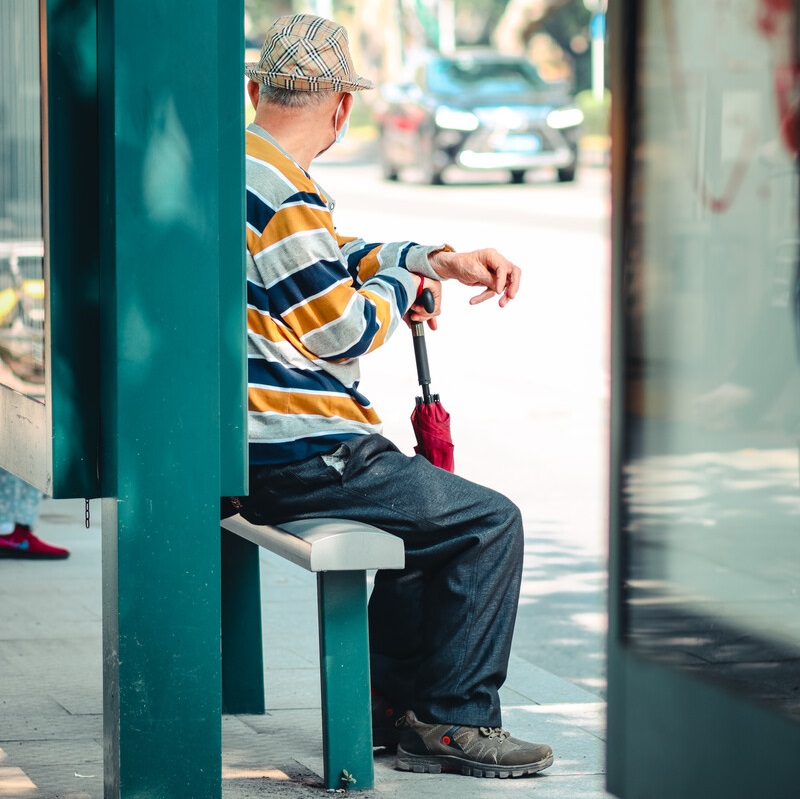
[245,124,442,465]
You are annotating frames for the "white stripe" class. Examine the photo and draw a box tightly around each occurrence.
[299,291,368,355]
[251,229,342,287]
[246,152,297,192]
[248,415,381,443]
[246,339,362,388]
[248,383,357,401]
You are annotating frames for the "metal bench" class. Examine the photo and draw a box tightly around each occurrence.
[220,515,405,791]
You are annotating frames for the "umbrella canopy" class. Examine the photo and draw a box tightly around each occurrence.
[410,288,454,472]
[411,397,454,471]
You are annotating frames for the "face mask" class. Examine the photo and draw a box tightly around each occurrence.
[336,117,349,144]
[334,98,349,144]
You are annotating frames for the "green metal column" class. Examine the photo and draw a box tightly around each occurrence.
[317,571,374,791]
[97,1,244,797]
[221,531,266,714]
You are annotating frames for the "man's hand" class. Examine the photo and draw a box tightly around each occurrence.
[428,248,521,307]
[406,276,442,330]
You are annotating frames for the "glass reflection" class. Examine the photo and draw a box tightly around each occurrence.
[0,1,45,399]
[623,0,800,719]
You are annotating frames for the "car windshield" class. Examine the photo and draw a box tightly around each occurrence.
[426,58,545,98]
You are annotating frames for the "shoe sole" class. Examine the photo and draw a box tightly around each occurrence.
[396,748,554,778]
[0,549,69,559]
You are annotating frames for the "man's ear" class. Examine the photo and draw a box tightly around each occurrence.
[341,91,355,117]
[247,80,261,110]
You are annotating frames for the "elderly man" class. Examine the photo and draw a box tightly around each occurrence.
[236,13,553,779]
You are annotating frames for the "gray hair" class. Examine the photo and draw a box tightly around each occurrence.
[258,83,339,108]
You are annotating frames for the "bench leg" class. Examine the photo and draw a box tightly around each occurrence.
[317,570,374,791]
[221,529,266,714]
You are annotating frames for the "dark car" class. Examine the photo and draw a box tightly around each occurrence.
[375,50,583,185]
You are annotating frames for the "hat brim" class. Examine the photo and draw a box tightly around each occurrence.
[245,64,374,92]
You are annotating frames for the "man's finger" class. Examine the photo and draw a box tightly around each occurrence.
[505,266,521,300]
[469,287,496,305]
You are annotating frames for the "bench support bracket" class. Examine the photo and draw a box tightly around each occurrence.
[317,570,375,791]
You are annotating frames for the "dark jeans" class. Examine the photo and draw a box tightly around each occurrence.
[244,434,524,727]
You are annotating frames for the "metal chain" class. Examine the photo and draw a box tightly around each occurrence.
[85,499,91,529]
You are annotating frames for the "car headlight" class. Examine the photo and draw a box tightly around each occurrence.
[546,106,584,130]
[435,107,480,132]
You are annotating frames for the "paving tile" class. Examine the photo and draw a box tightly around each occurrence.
[260,669,321,710]
[1,711,102,742]
[505,654,602,705]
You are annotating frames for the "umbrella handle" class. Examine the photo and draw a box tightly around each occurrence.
[411,289,435,403]
[418,288,435,314]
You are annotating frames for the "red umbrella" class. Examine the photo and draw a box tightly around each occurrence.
[410,290,454,472]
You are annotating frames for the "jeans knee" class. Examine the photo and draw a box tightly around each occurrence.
[485,493,524,553]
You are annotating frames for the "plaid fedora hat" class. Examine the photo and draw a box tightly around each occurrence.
[245,14,374,92]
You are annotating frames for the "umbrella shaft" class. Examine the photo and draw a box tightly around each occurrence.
[412,323,431,391]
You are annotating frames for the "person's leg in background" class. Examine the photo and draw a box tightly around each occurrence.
[0,467,69,559]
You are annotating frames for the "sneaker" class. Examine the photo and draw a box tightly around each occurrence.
[396,710,553,778]
[0,524,70,559]
[372,694,408,750]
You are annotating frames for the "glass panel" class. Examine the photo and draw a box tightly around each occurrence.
[623,0,800,719]
[0,0,45,399]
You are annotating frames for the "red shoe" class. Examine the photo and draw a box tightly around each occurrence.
[0,524,70,559]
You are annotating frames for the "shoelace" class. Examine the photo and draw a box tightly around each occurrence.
[479,727,510,740]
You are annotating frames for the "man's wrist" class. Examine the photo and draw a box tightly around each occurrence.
[427,245,455,278]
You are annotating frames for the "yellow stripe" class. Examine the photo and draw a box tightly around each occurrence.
[282,282,356,336]
[336,235,382,281]
[248,387,381,424]
[361,289,392,352]
[245,131,330,203]
[249,203,333,257]
[281,284,395,357]
[355,249,381,282]
[247,307,319,361]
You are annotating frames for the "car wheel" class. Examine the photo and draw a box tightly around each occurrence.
[381,158,400,181]
[557,148,578,183]
[509,170,526,184]
[379,136,400,181]
[421,140,445,185]
[557,163,577,183]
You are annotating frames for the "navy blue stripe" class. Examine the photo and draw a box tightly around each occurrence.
[345,243,382,284]
[327,297,379,360]
[247,190,277,233]
[248,360,372,406]
[389,275,410,312]
[247,258,346,316]
[284,191,328,209]
[398,242,417,270]
[248,359,371,406]
[249,432,360,466]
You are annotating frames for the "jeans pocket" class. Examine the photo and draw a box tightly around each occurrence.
[287,450,346,487]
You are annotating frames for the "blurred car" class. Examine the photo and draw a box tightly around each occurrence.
[375,50,583,185]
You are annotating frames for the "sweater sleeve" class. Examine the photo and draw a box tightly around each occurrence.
[336,234,448,282]
[247,192,414,362]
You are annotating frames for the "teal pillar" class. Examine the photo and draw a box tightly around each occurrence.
[97,1,244,797]
[317,571,375,791]
[221,531,266,714]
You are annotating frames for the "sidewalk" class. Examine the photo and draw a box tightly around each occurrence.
[0,498,612,799]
